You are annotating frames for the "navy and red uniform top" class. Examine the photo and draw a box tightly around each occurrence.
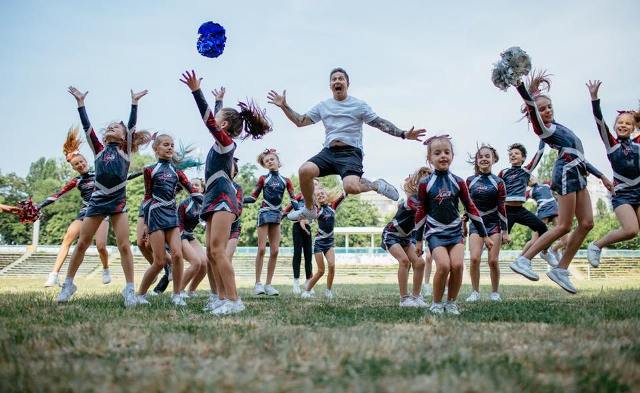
[190,89,240,219]
[592,99,640,196]
[384,195,424,238]
[283,193,305,217]
[79,104,138,215]
[315,194,346,241]
[499,140,545,202]
[143,159,200,218]
[466,173,507,234]
[526,181,558,218]
[178,196,202,236]
[415,170,488,247]
[244,171,297,212]
[38,171,96,217]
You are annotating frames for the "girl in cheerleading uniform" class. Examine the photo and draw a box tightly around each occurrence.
[382,167,431,307]
[525,176,566,261]
[177,178,207,297]
[464,144,509,303]
[57,87,151,306]
[586,80,640,266]
[414,136,493,315]
[39,128,110,287]
[181,70,272,315]
[509,71,612,293]
[136,135,202,306]
[300,186,346,299]
[244,149,297,296]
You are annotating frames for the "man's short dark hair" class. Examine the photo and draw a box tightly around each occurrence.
[329,67,349,85]
[508,143,527,158]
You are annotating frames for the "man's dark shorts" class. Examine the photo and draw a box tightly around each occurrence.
[308,145,364,179]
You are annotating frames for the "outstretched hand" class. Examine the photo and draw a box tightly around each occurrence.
[68,86,88,106]
[180,70,202,92]
[267,90,287,108]
[586,80,602,100]
[212,87,226,101]
[405,127,426,141]
[131,89,148,104]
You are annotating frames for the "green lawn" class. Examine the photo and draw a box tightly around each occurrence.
[1,278,639,392]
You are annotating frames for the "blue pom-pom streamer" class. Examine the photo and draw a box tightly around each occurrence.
[197,21,226,58]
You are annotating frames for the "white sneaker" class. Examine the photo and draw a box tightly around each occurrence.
[187,291,200,298]
[122,287,137,308]
[179,291,189,299]
[374,178,400,201]
[171,293,187,306]
[56,282,77,303]
[422,283,432,297]
[429,302,444,315]
[292,279,301,294]
[147,290,159,297]
[210,300,231,315]
[510,256,539,281]
[399,296,417,307]
[324,289,334,299]
[489,292,502,302]
[102,269,111,284]
[264,284,279,296]
[587,242,601,268]
[550,249,562,264]
[540,250,559,268]
[465,291,481,303]
[137,295,150,305]
[44,272,59,287]
[254,283,265,295]
[412,295,428,308]
[444,301,461,315]
[300,290,314,299]
[287,205,318,221]
[546,267,577,294]
[227,299,246,314]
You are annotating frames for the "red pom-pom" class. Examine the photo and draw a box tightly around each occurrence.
[16,198,40,224]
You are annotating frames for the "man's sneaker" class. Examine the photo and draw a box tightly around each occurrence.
[122,287,137,308]
[429,302,445,315]
[44,272,59,287]
[540,250,559,268]
[264,284,279,296]
[292,279,301,294]
[324,289,334,299]
[465,290,481,303]
[412,295,428,308]
[227,299,246,314]
[137,295,150,305]
[102,269,111,284]
[287,205,318,221]
[171,293,187,306]
[373,178,400,201]
[489,292,502,302]
[254,283,265,295]
[210,300,231,316]
[546,267,577,294]
[399,296,417,307]
[422,283,432,297]
[510,256,540,281]
[587,242,602,268]
[444,301,461,315]
[56,282,77,303]
[300,290,314,299]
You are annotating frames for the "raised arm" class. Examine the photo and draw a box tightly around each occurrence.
[267,90,315,127]
[243,176,265,204]
[525,140,546,173]
[212,87,225,115]
[366,117,426,141]
[68,86,103,155]
[587,80,618,153]
[37,178,79,209]
[516,82,554,138]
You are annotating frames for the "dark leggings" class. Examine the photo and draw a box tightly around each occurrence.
[292,222,313,279]
[506,205,548,235]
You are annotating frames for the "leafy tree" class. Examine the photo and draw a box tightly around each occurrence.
[536,149,557,183]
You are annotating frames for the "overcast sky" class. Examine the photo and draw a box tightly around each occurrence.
[1,0,638,191]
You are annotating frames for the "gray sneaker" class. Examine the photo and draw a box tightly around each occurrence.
[429,302,445,315]
[587,242,601,268]
[540,250,559,268]
[444,301,461,315]
[287,206,318,221]
[56,282,77,303]
[510,256,539,281]
[374,178,400,201]
[546,267,577,294]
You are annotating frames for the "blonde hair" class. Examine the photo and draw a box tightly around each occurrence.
[403,167,432,195]
[425,136,454,165]
[63,126,83,162]
[256,149,281,168]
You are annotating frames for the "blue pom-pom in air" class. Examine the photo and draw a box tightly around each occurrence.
[197,21,226,58]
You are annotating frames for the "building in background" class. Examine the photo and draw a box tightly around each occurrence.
[358,191,397,219]
[587,176,611,216]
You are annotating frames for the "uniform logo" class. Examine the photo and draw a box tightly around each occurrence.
[102,152,116,162]
[158,172,174,181]
[434,189,452,204]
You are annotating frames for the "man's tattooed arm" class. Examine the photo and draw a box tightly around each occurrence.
[366,117,406,138]
[282,104,315,127]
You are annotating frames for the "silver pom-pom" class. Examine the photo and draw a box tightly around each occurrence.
[491,46,531,91]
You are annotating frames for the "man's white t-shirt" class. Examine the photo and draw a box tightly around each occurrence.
[305,96,377,151]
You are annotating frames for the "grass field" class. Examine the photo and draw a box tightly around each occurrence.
[1,277,639,393]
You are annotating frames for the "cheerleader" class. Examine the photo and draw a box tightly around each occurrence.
[525,176,566,260]
[57,87,151,306]
[181,70,272,315]
[464,144,509,302]
[586,80,640,266]
[243,149,297,296]
[509,72,612,293]
[415,136,493,315]
[38,128,111,287]
[381,167,431,307]
[300,187,346,299]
